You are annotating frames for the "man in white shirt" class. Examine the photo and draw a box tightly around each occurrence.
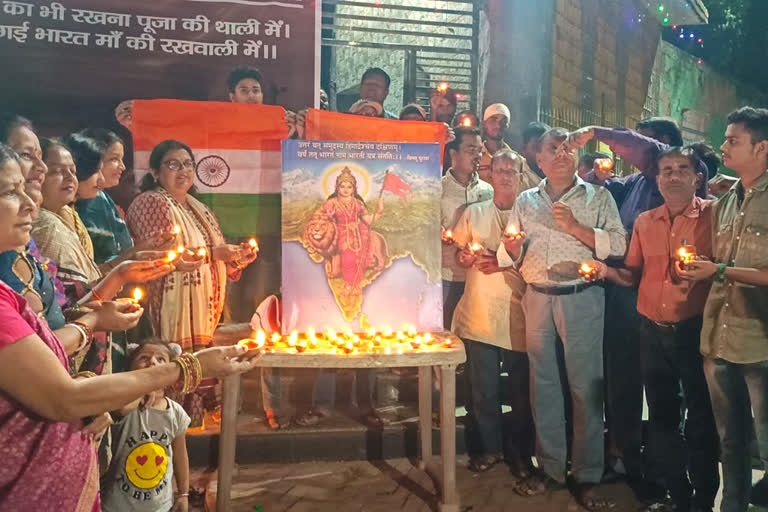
[501,128,626,509]
[441,126,493,329]
[451,149,534,477]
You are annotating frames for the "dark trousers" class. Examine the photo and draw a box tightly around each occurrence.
[442,280,465,330]
[704,358,768,512]
[640,316,720,509]
[603,282,644,476]
[464,339,534,461]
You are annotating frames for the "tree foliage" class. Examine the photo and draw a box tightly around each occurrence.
[664,0,768,92]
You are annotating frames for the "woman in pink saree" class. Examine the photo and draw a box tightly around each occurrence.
[0,143,262,511]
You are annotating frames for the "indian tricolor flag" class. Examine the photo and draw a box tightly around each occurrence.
[131,99,284,240]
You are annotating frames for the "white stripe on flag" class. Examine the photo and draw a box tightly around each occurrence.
[134,149,281,194]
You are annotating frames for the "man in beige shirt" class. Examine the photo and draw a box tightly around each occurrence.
[452,149,534,477]
[441,126,493,329]
[679,106,768,512]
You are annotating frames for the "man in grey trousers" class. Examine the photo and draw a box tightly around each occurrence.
[499,128,626,510]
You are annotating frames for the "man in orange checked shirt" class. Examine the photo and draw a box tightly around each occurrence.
[589,146,719,512]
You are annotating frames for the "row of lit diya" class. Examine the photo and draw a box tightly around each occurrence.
[163,224,259,264]
[237,327,458,355]
[442,226,698,283]
[577,243,698,281]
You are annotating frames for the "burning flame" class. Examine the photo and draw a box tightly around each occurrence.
[597,158,614,171]
[462,117,472,127]
[132,287,143,302]
[437,82,449,92]
[197,247,207,257]
[166,250,177,262]
[172,225,181,235]
[248,238,259,250]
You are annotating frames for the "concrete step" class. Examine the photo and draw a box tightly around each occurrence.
[186,407,468,468]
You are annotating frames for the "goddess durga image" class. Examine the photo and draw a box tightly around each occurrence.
[304,167,389,319]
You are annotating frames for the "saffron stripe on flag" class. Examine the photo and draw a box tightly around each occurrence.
[130,99,286,241]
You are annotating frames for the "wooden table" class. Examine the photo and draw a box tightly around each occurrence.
[212,325,466,512]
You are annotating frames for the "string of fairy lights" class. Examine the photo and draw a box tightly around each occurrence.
[646,2,707,65]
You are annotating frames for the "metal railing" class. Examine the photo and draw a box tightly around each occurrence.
[322,0,479,114]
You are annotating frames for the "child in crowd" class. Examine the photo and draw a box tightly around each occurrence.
[101,339,191,512]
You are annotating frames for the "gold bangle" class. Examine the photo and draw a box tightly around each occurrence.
[75,371,97,379]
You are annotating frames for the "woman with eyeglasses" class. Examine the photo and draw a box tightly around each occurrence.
[126,140,258,426]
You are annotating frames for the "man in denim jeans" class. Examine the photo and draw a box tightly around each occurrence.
[679,106,768,512]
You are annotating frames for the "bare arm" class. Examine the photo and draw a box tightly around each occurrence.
[724,267,768,286]
[0,335,258,422]
[53,311,100,355]
[678,260,768,286]
[605,266,640,287]
[567,223,596,250]
[172,432,190,510]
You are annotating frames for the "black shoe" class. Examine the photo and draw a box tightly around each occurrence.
[629,477,667,505]
[751,474,768,507]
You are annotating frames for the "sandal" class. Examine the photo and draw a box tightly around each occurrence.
[468,454,502,473]
[294,410,321,427]
[360,409,384,429]
[506,454,535,480]
[574,483,616,511]
[265,409,285,430]
[514,470,565,497]
[189,488,206,507]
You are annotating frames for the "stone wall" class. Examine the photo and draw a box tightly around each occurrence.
[647,41,767,156]
[549,0,660,124]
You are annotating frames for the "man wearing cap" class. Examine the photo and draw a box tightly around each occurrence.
[480,104,540,191]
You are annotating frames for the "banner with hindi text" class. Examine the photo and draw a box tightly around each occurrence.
[0,0,319,133]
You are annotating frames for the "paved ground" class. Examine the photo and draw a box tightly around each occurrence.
[184,457,764,512]
[188,458,768,512]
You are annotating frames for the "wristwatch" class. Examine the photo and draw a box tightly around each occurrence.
[714,262,728,283]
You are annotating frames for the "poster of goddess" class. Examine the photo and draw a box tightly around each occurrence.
[281,140,443,332]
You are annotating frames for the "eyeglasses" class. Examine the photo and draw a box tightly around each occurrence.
[493,170,523,180]
[163,159,195,171]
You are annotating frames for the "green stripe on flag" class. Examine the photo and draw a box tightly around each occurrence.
[196,193,281,239]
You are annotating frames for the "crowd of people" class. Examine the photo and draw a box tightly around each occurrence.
[440,104,768,512]
[0,59,766,512]
[0,72,265,509]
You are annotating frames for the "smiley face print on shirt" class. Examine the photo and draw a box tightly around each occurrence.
[124,442,168,489]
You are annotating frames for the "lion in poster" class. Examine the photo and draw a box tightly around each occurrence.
[303,203,389,280]
[302,167,390,317]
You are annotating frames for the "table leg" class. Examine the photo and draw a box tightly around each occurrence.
[216,374,241,512]
[438,364,459,512]
[418,365,433,469]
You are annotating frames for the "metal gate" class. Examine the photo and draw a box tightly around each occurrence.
[321,0,480,115]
